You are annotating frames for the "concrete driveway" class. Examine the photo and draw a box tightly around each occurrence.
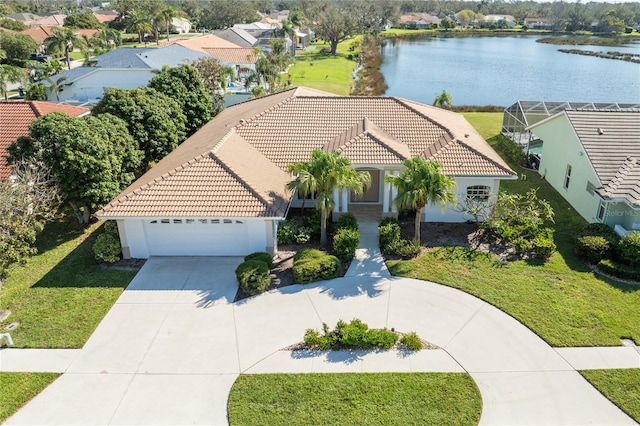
[4,256,637,425]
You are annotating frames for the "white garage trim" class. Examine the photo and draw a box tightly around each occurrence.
[119,217,271,259]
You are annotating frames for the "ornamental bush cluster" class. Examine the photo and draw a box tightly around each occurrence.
[93,221,122,263]
[575,223,640,281]
[378,217,421,259]
[235,252,273,295]
[304,319,398,350]
[292,248,341,284]
[482,189,556,260]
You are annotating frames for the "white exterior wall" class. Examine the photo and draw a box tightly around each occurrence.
[422,177,501,222]
[48,69,156,102]
[534,114,603,223]
[120,217,270,259]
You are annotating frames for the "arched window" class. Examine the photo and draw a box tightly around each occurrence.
[466,185,491,200]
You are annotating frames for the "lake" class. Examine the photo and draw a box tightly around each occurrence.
[380,35,640,107]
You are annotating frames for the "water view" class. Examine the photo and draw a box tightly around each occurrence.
[380,35,640,107]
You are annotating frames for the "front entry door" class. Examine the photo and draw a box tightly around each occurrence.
[352,169,379,202]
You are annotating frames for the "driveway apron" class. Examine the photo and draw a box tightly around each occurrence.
[4,241,637,425]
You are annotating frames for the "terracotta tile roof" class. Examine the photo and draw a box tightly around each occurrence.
[559,110,640,207]
[22,25,59,44]
[97,87,515,218]
[323,118,410,164]
[202,47,258,64]
[0,101,89,180]
[171,34,242,53]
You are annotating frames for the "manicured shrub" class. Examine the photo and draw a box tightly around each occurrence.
[400,332,423,351]
[618,232,640,266]
[380,216,399,227]
[576,236,611,264]
[531,232,556,260]
[597,259,640,281]
[579,223,620,244]
[333,228,360,262]
[293,248,325,262]
[235,260,271,295]
[379,219,401,254]
[244,252,273,269]
[335,213,359,231]
[92,233,122,263]
[277,220,300,244]
[364,328,398,349]
[293,255,341,284]
[303,328,328,349]
[103,220,119,236]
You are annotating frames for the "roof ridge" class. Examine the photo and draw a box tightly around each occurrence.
[392,97,457,140]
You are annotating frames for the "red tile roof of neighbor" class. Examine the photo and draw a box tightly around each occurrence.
[97,87,516,219]
[0,101,89,180]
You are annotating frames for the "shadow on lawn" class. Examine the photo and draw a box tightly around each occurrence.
[32,221,135,289]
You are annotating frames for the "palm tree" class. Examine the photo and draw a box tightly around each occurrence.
[0,65,27,100]
[44,27,86,70]
[287,150,371,246]
[124,11,152,44]
[433,90,453,108]
[385,158,456,242]
[158,7,176,42]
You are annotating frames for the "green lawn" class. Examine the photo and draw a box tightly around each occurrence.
[289,38,360,95]
[228,373,482,426]
[0,215,137,348]
[388,114,640,347]
[0,372,59,423]
[462,112,503,139]
[581,369,640,422]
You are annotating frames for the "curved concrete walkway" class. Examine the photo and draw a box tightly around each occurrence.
[2,225,638,425]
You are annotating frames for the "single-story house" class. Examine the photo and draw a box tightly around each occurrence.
[170,17,192,34]
[399,14,441,29]
[31,14,66,27]
[528,109,640,236]
[0,100,89,180]
[171,33,243,53]
[232,22,293,55]
[201,47,258,80]
[93,11,119,25]
[483,15,516,28]
[22,25,100,51]
[523,17,553,30]
[96,87,516,258]
[212,28,257,48]
[46,44,208,103]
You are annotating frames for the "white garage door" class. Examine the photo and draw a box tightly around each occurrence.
[144,218,250,256]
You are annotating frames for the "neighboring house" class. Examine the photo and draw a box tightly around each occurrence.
[0,101,89,180]
[6,13,42,27]
[528,110,640,236]
[213,28,258,48]
[483,15,516,28]
[171,17,192,34]
[171,33,243,53]
[46,44,208,103]
[398,14,441,29]
[202,47,258,79]
[93,11,119,25]
[233,22,293,54]
[96,87,516,258]
[523,17,553,30]
[23,25,101,52]
[31,14,66,27]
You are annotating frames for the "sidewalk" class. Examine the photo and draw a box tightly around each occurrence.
[1,224,638,425]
